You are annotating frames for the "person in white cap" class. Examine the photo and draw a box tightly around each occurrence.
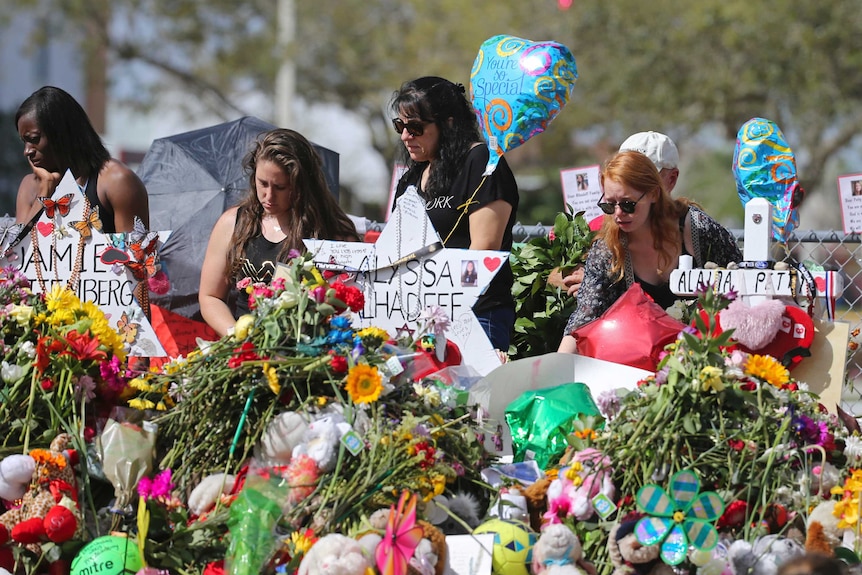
[560,131,681,297]
[619,131,680,194]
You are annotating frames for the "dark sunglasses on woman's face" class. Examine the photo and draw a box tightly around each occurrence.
[597,192,646,215]
[392,118,429,137]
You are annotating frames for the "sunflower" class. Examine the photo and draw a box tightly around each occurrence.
[744,354,790,388]
[344,363,382,404]
[263,362,280,395]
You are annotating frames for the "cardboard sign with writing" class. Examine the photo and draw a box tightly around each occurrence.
[560,164,602,219]
[305,187,506,375]
[838,173,862,234]
[1,171,168,356]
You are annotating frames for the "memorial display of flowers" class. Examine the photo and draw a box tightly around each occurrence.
[0,266,131,453]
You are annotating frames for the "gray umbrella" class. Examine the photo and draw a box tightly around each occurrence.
[138,116,339,320]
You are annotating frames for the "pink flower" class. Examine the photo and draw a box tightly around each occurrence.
[138,469,175,500]
[236,277,252,290]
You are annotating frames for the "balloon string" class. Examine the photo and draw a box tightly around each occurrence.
[442,176,486,246]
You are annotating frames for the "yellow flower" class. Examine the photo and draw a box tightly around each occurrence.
[344,364,382,404]
[700,366,725,393]
[129,398,155,410]
[291,530,314,554]
[263,362,280,395]
[129,377,153,392]
[744,354,790,388]
[233,314,255,341]
[45,285,80,313]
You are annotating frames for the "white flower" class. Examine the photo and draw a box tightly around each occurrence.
[844,435,862,464]
[19,341,35,359]
[0,361,24,383]
[419,305,450,337]
[277,290,299,309]
[413,382,441,407]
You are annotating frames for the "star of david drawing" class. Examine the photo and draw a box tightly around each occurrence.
[1,171,170,357]
[304,188,507,375]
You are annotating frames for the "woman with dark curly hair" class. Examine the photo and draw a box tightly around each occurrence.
[390,76,519,351]
[199,128,358,336]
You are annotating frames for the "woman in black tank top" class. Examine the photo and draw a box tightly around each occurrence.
[199,129,359,337]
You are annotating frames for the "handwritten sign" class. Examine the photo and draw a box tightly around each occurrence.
[305,188,506,375]
[384,163,408,222]
[838,173,862,234]
[669,268,843,299]
[444,534,493,575]
[1,171,168,357]
[560,164,602,218]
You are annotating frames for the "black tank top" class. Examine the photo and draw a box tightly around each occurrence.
[232,233,286,317]
[634,209,690,309]
[83,173,116,234]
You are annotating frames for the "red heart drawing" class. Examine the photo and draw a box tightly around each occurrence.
[36,222,53,237]
[483,256,501,271]
[814,276,826,292]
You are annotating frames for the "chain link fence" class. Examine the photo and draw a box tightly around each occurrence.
[368,220,862,414]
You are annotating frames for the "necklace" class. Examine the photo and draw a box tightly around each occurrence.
[31,197,89,293]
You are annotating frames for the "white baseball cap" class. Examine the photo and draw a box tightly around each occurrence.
[619,131,679,170]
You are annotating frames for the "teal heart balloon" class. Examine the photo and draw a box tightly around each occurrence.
[733,118,805,244]
[470,35,578,176]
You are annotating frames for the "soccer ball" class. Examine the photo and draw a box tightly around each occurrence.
[473,518,537,575]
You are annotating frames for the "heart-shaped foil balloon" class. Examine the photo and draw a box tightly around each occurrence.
[470,35,578,175]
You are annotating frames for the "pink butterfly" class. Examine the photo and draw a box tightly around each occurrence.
[375,491,424,575]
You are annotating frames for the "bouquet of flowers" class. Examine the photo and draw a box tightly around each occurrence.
[548,288,851,573]
[0,266,131,453]
[125,253,494,572]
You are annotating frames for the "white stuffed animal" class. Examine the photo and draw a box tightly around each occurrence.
[293,414,351,472]
[532,524,587,575]
[727,535,805,575]
[298,533,371,575]
[0,455,36,502]
[260,411,309,465]
[187,473,236,516]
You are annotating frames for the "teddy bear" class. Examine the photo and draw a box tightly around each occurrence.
[531,524,588,575]
[607,517,675,575]
[727,534,806,575]
[298,533,371,575]
[0,434,84,557]
[408,520,447,575]
[292,413,352,473]
[259,411,309,465]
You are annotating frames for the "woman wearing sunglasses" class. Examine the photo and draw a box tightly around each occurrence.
[557,150,741,353]
[390,77,519,352]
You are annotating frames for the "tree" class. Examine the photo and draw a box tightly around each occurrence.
[8,1,862,219]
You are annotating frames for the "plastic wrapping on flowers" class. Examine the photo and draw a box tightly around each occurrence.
[124,253,495,569]
[567,287,851,573]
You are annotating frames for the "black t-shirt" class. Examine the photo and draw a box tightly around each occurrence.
[394,145,519,312]
[232,233,286,317]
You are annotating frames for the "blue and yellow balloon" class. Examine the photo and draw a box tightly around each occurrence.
[733,118,805,244]
[470,35,577,176]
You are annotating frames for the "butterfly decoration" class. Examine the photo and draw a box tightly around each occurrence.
[108,233,127,250]
[375,491,424,575]
[129,234,159,262]
[125,254,158,281]
[40,193,75,219]
[70,206,103,239]
[634,469,724,565]
[116,311,140,345]
[0,222,25,258]
[129,216,152,243]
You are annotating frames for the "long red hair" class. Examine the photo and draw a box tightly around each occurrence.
[597,151,691,280]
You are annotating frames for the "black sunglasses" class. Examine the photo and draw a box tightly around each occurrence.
[392,118,429,137]
[597,192,647,215]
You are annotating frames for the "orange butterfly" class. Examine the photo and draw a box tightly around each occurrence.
[129,234,158,261]
[125,254,157,281]
[70,207,103,239]
[39,194,74,218]
[116,311,139,345]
